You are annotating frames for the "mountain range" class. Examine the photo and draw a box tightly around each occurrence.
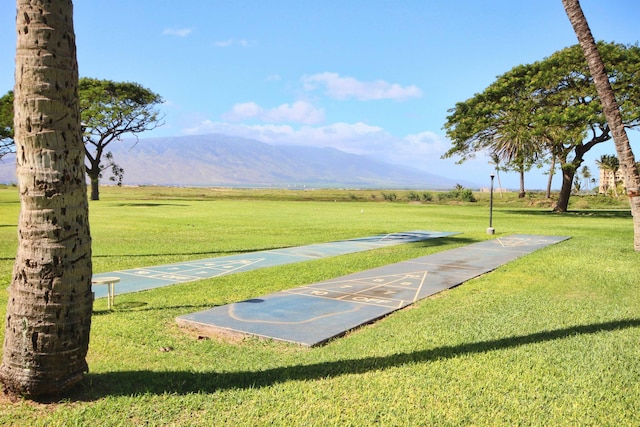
[0,134,474,189]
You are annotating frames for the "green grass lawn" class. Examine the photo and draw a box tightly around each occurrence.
[0,186,639,426]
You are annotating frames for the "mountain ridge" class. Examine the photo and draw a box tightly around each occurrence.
[0,133,475,189]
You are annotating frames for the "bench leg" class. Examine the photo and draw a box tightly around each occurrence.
[108,283,114,309]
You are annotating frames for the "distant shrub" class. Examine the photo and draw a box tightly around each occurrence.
[438,188,476,202]
[381,192,397,201]
[459,189,476,202]
[404,191,434,202]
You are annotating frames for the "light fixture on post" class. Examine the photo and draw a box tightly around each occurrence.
[487,173,495,235]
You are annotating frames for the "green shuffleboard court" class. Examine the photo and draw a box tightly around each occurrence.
[176,234,569,346]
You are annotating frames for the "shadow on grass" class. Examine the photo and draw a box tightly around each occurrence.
[416,236,477,247]
[91,235,469,261]
[112,203,191,207]
[72,318,640,401]
[1,248,281,261]
[92,302,219,315]
[504,209,632,218]
[91,246,293,259]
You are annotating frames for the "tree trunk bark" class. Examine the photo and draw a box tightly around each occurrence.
[555,163,576,212]
[90,177,100,201]
[0,0,93,398]
[518,168,526,198]
[85,147,101,200]
[563,0,640,251]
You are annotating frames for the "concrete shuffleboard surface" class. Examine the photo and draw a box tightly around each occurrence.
[92,230,457,299]
[176,234,570,346]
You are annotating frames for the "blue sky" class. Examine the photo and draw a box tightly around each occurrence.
[1,1,639,189]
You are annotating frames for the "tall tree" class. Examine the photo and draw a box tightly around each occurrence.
[0,79,163,196]
[0,91,14,160]
[0,0,93,398]
[443,42,640,212]
[80,78,163,200]
[491,124,540,198]
[563,0,640,251]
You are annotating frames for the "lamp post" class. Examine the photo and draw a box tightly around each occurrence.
[487,173,495,235]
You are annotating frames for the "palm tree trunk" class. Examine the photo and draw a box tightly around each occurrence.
[0,0,93,398]
[518,167,526,198]
[563,0,640,251]
[546,155,556,199]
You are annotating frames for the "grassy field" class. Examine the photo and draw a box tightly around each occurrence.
[0,185,638,426]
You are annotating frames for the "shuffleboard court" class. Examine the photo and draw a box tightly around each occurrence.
[92,230,457,299]
[176,234,570,346]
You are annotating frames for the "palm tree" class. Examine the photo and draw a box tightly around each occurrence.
[563,0,640,251]
[573,177,582,194]
[595,154,619,196]
[491,127,539,198]
[580,165,592,192]
[0,0,93,398]
[488,153,504,198]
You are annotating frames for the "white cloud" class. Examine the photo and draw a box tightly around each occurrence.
[182,120,423,160]
[214,39,234,47]
[183,120,296,141]
[214,39,254,48]
[162,28,193,37]
[264,101,325,124]
[223,102,264,121]
[403,131,450,158]
[303,72,422,101]
[222,101,325,125]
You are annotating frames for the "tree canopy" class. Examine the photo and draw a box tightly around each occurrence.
[80,77,164,200]
[1,80,163,197]
[443,41,640,211]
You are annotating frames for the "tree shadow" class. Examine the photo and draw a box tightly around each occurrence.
[505,209,632,218]
[112,203,191,207]
[415,236,477,247]
[91,246,293,259]
[92,302,219,315]
[66,318,640,402]
[91,236,469,261]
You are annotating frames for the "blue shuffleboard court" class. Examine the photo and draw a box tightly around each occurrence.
[91,231,457,299]
[176,234,570,346]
